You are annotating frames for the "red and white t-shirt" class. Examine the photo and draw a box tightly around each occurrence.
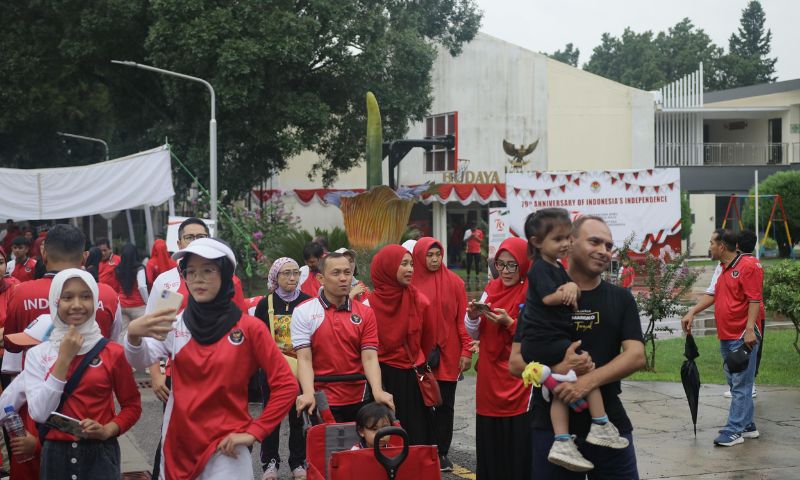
[713,254,764,340]
[291,295,378,406]
[118,269,148,308]
[125,314,296,480]
[24,341,142,442]
[8,257,37,283]
[98,254,122,292]
[3,275,122,355]
[463,229,485,254]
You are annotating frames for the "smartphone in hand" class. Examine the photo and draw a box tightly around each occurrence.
[154,289,183,313]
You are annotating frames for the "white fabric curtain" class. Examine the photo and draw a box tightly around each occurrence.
[0,146,174,220]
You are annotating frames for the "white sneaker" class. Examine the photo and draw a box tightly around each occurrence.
[547,436,593,472]
[586,422,629,449]
[723,386,757,398]
[292,465,307,479]
[262,459,278,480]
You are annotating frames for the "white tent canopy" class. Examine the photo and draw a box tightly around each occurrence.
[0,145,174,220]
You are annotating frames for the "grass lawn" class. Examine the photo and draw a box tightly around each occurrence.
[630,329,800,386]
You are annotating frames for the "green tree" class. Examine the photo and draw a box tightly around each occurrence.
[718,0,777,88]
[763,261,800,355]
[584,29,666,90]
[547,43,580,67]
[654,18,725,90]
[741,171,800,257]
[680,192,693,241]
[0,1,481,201]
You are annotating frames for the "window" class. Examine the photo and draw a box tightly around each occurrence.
[424,112,458,172]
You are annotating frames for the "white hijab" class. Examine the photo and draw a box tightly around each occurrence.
[48,268,104,355]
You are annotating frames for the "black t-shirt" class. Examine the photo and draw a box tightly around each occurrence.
[530,280,644,436]
[516,258,574,364]
[254,291,311,329]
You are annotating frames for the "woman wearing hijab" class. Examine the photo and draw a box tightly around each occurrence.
[369,244,435,445]
[23,268,142,479]
[115,243,149,342]
[253,257,310,480]
[411,237,472,470]
[464,237,534,480]
[0,246,20,327]
[125,238,296,479]
[145,239,176,288]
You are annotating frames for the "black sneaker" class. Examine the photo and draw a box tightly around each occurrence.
[439,455,454,472]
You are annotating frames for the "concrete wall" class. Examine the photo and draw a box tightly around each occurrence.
[547,59,654,170]
[401,33,549,186]
[705,118,770,143]
[688,194,716,257]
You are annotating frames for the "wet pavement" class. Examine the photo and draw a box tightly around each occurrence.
[121,375,800,479]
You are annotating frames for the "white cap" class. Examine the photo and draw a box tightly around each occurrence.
[401,239,417,253]
[333,247,356,258]
[172,237,237,269]
[6,314,54,348]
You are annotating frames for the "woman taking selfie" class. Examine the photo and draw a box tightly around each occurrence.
[125,238,296,479]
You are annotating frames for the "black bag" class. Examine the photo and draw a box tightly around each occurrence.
[426,345,441,369]
[37,338,109,440]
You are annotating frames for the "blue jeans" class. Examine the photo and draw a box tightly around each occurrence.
[719,338,759,434]
[531,429,639,479]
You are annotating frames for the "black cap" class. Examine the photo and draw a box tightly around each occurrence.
[726,345,752,374]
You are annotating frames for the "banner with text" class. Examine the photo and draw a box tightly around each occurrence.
[506,169,681,256]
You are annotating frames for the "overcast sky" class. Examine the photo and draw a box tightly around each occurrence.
[474,0,799,85]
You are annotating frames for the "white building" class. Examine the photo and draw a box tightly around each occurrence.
[262,33,656,256]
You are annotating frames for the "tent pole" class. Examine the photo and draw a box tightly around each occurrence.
[168,197,176,217]
[126,209,135,245]
[107,218,113,246]
[144,206,155,252]
[89,215,94,241]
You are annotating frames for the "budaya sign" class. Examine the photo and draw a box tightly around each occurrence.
[442,170,501,184]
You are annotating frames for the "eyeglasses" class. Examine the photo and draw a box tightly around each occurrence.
[181,234,209,242]
[494,260,519,273]
[181,267,220,281]
[278,270,301,278]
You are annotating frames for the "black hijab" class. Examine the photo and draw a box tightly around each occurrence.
[179,253,242,345]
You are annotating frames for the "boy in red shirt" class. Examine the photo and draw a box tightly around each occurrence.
[463,222,485,280]
[618,259,636,291]
[96,237,122,291]
[9,236,37,283]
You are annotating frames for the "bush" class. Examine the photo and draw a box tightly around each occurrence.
[763,260,800,355]
[217,198,299,280]
[265,227,350,265]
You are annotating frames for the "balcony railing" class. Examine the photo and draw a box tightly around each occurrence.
[656,143,796,167]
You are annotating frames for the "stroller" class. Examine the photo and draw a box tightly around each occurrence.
[304,375,441,480]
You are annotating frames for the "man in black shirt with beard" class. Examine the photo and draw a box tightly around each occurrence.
[511,215,646,479]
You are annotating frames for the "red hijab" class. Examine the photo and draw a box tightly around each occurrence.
[149,239,176,277]
[411,237,464,344]
[484,237,530,321]
[370,244,423,350]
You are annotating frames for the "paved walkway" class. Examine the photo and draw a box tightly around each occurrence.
[120,376,800,479]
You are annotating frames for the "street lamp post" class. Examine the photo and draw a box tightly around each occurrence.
[57,132,109,161]
[111,60,218,224]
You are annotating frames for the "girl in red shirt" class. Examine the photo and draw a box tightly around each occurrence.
[464,238,534,480]
[369,244,435,446]
[25,268,142,479]
[116,243,149,341]
[125,238,296,479]
[411,237,471,470]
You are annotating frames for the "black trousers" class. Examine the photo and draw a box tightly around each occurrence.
[475,411,533,480]
[260,370,306,471]
[466,252,481,275]
[434,380,458,456]
[41,438,120,480]
[755,326,765,378]
[379,363,433,445]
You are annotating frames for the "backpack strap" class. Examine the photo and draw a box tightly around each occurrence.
[267,293,275,337]
[37,338,110,440]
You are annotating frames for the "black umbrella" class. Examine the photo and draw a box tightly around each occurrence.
[680,333,701,436]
